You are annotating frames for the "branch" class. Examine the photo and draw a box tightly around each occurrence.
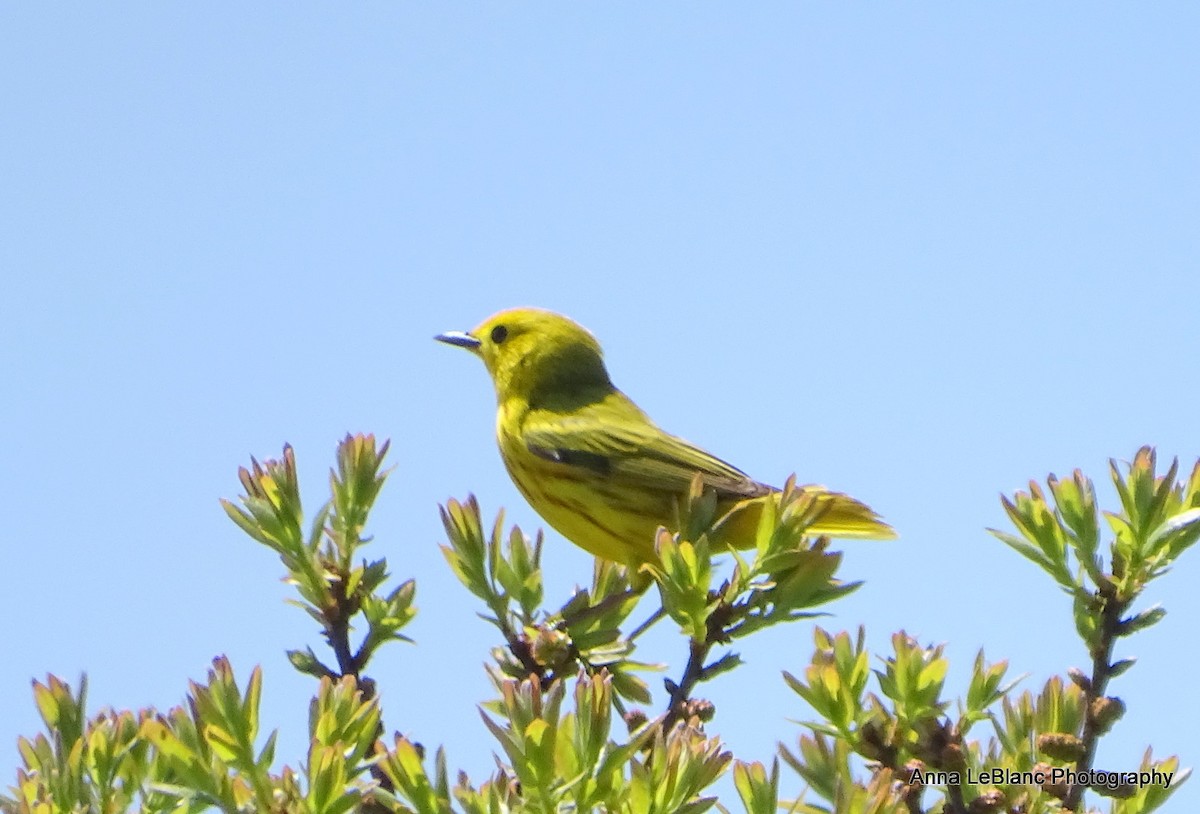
[1064,583,1129,810]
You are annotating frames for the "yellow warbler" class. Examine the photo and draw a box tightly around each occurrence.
[437,308,894,568]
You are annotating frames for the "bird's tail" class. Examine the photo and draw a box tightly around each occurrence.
[799,486,897,540]
[717,485,896,548]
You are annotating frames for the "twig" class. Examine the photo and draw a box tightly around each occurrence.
[627,607,666,642]
[661,599,733,730]
[323,565,395,801]
[1064,586,1129,811]
[903,786,924,814]
[943,782,968,814]
[326,602,359,678]
[662,637,713,731]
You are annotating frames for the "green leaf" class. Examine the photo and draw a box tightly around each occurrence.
[1109,657,1137,678]
[732,760,779,814]
[1119,604,1166,636]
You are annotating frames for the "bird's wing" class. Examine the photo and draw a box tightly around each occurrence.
[521,394,771,500]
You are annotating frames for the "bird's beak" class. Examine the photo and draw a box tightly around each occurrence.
[435,330,482,351]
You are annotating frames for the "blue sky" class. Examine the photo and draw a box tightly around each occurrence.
[2,3,1197,809]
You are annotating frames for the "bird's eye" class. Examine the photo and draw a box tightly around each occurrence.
[491,325,508,344]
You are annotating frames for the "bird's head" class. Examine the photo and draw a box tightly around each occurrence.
[436,308,612,404]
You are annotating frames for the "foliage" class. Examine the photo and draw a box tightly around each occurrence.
[2,438,1192,813]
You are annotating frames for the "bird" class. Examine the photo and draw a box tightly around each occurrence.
[436,308,895,569]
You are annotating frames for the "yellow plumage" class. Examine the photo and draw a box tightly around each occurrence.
[437,308,894,568]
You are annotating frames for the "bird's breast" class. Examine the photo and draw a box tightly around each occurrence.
[494,407,667,566]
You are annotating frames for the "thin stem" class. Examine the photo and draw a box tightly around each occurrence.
[628,607,666,642]
[322,564,396,801]
[943,782,968,814]
[325,569,361,678]
[1064,589,1128,811]
[662,637,713,731]
[506,628,551,684]
[611,692,629,720]
[661,592,741,730]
